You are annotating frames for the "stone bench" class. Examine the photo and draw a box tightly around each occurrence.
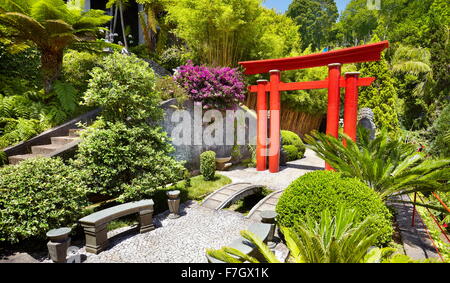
[206,222,272,263]
[79,199,155,254]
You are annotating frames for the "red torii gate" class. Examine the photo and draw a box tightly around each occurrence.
[238,41,389,173]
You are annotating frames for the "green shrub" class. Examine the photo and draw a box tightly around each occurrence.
[155,76,188,108]
[0,157,88,244]
[430,104,450,158]
[276,170,393,245]
[72,122,186,201]
[82,52,162,124]
[281,130,305,159]
[200,151,216,181]
[283,145,299,162]
[62,50,104,94]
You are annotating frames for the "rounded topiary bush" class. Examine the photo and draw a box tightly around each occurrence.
[276,170,393,245]
[283,145,299,162]
[0,157,88,244]
[281,130,305,159]
[200,151,216,181]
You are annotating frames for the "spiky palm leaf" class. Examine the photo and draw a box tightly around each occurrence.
[305,130,450,206]
[206,206,384,263]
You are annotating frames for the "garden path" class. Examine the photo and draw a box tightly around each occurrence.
[220,148,325,191]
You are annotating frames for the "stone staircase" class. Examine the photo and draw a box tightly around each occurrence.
[8,129,82,165]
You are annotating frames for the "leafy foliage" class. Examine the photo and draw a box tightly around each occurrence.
[305,130,450,202]
[72,122,186,201]
[276,170,393,245]
[0,157,88,244]
[430,104,450,158]
[208,206,392,263]
[167,0,301,66]
[200,151,216,181]
[358,38,401,137]
[283,145,299,162]
[155,75,188,108]
[83,52,162,124]
[0,0,111,92]
[281,130,305,159]
[287,0,338,51]
[62,50,104,94]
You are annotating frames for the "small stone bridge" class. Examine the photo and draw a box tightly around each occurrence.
[201,183,266,210]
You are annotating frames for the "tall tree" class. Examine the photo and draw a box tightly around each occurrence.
[286,0,338,51]
[358,36,401,136]
[0,0,111,93]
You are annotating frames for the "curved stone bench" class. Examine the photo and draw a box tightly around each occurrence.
[79,199,154,254]
[206,222,271,263]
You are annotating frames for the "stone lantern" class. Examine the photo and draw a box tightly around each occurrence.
[46,227,71,263]
[167,190,181,219]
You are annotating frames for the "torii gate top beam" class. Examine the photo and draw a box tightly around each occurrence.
[239,41,389,75]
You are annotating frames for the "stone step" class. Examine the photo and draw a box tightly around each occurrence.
[211,193,230,202]
[8,154,43,165]
[68,128,82,137]
[51,136,79,145]
[31,144,64,155]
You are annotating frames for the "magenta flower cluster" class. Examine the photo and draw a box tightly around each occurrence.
[173,61,247,110]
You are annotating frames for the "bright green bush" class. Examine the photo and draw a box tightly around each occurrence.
[62,50,104,94]
[72,122,186,201]
[281,130,305,159]
[276,170,393,245]
[82,52,162,124]
[283,145,299,162]
[200,151,216,181]
[0,157,88,244]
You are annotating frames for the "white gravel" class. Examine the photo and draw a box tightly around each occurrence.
[81,201,258,263]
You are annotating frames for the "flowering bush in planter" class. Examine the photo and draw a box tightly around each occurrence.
[174,62,246,110]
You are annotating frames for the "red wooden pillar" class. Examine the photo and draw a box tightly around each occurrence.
[343,72,360,144]
[325,63,341,170]
[269,70,281,173]
[256,79,268,171]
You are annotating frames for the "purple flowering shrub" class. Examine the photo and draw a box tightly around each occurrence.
[173,62,247,110]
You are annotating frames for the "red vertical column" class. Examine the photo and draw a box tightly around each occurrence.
[256,79,268,171]
[343,72,360,144]
[269,70,281,173]
[326,63,342,170]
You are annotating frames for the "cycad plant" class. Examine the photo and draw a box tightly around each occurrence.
[304,129,450,203]
[0,0,111,93]
[207,207,389,263]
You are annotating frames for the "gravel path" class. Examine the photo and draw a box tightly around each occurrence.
[81,201,257,263]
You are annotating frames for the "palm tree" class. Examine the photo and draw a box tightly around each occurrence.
[207,206,390,263]
[304,129,450,205]
[0,0,111,93]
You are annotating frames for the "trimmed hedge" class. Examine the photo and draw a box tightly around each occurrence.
[281,130,305,159]
[0,157,88,244]
[200,151,216,181]
[283,145,299,162]
[276,170,393,245]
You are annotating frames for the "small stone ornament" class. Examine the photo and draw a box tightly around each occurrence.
[260,211,278,249]
[46,227,71,263]
[167,190,181,219]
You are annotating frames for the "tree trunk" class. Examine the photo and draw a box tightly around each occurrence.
[41,49,64,93]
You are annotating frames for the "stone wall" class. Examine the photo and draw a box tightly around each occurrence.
[160,99,256,171]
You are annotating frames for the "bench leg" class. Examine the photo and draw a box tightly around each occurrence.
[82,223,108,255]
[139,209,155,233]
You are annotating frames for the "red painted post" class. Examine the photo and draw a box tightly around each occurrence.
[343,72,360,144]
[325,63,341,171]
[269,70,281,173]
[256,80,268,171]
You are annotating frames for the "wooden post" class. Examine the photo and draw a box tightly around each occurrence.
[325,63,341,170]
[343,72,360,144]
[256,80,268,171]
[269,70,281,173]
